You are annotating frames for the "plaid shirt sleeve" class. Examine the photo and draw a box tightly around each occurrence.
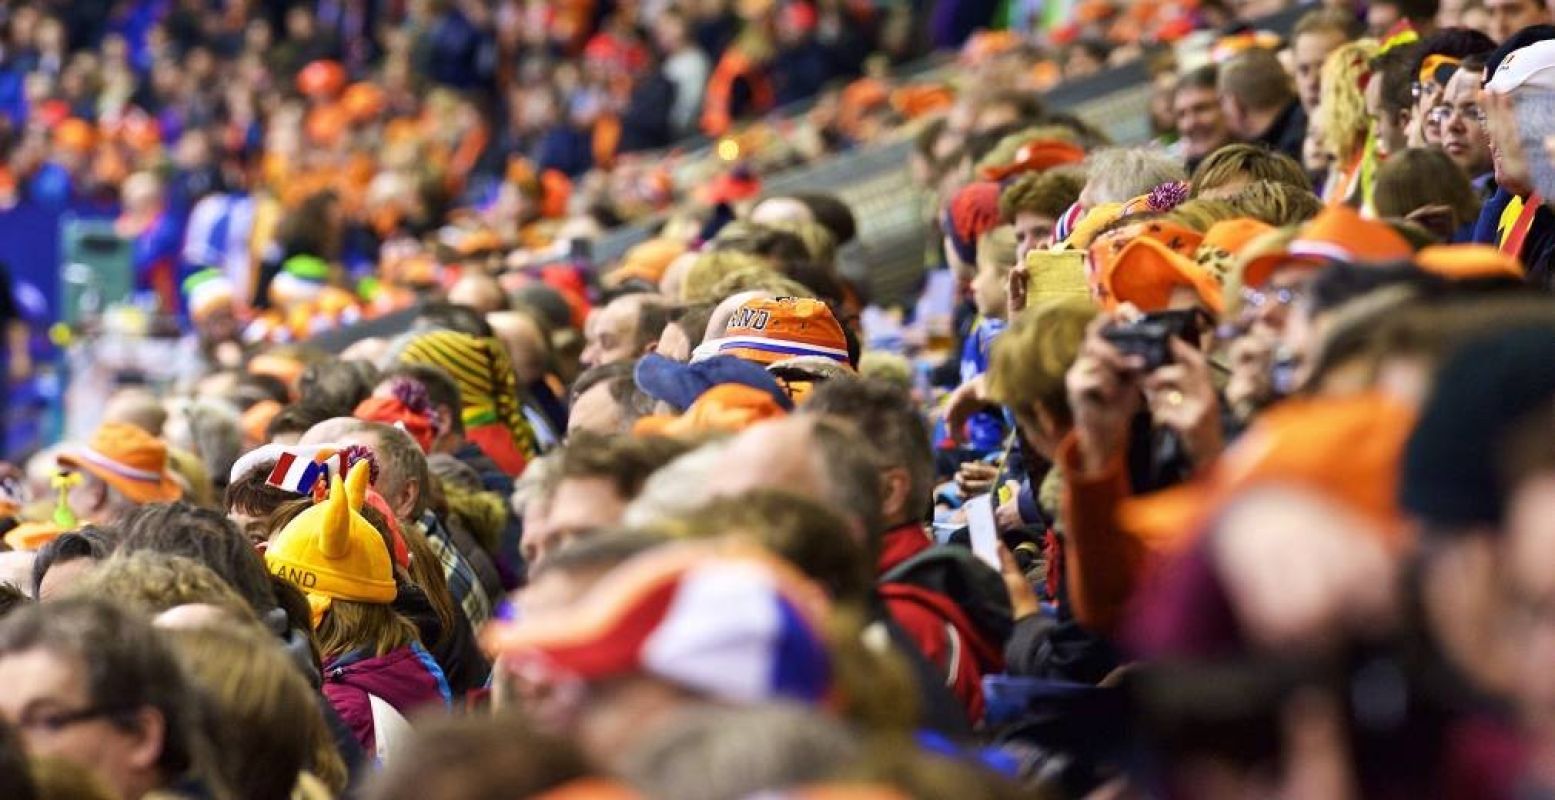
[420,516,493,628]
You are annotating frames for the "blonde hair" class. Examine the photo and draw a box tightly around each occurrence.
[315,598,419,659]
[705,266,816,303]
[976,225,1018,275]
[1231,180,1324,225]
[681,251,774,303]
[166,625,349,798]
[1318,40,1380,164]
[767,220,838,268]
[1188,143,1311,199]
[1165,198,1243,231]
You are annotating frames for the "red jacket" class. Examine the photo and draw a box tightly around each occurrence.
[877,523,1005,724]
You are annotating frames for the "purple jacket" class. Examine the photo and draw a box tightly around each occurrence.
[323,643,451,757]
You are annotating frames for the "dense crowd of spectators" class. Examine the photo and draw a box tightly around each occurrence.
[5,0,1555,799]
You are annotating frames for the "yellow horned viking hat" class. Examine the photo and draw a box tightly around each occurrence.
[264,460,396,627]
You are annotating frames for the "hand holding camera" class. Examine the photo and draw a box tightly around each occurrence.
[1067,316,1146,476]
[1143,337,1224,469]
[1070,309,1223,474]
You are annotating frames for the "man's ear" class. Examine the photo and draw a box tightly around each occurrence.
[124,706,166,773]
[396,478,421,521]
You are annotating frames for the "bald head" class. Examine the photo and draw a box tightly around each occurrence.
[581,293,670,370]
[448,272,507,315]
[750,196,814,227]
[488,310,551,385]
[707,416,883,549]
[298,416,359,446]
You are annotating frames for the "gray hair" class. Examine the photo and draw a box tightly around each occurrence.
[1082,146,1187,205]
[623,441,731,528]
[165,399,243,490]
[1512,88,1555,200]
[621,704,861,800]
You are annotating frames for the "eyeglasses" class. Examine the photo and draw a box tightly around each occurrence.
[1426,103,1487,129]
[15,704,132,735]
[1240,285,1304,309]
[1410,81,1446,102]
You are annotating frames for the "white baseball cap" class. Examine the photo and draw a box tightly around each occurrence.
[1485,39,1555,94]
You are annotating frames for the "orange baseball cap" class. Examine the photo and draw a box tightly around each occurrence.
[1243,204,1415,289]
[711,297,852,367]
[58,423,183,504]
[981,139,1088,182]
[633,384,790,436]
[1413,244,1524,281]
[1120,392,1417,554]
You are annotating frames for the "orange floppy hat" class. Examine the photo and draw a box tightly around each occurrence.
[58,423,184,504]
[982,138,1088,182]
[1104,219,1271,315]
[1119,391,1418,554]
[1241,205,1414,289]
[1086,219,1202,306]
[710,297,853,367]
[1413,244,1524,281]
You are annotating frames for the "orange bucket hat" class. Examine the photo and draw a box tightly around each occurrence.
[58,423,183,504]
[709,297,852,367]
[1086,219,1202,302]
[1106,218,1274,315]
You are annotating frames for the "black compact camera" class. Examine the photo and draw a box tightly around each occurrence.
[1100,309,1204,372]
